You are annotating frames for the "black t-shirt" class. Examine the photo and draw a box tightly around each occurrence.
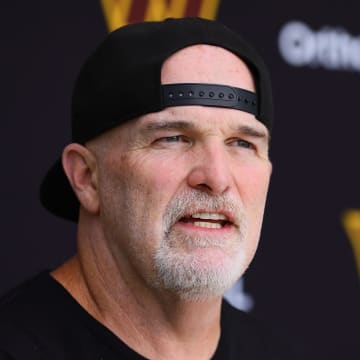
[0,273,292,359]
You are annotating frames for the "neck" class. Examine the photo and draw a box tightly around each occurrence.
[51,214,223,360]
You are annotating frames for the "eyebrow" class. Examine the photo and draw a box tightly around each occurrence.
[234,125,270,142]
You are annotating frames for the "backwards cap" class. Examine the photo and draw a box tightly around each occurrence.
[40,17,273,221]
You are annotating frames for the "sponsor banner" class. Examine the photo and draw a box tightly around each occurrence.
[279,20,360,72]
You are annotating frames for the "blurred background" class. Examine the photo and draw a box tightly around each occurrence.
[1,1,359,358]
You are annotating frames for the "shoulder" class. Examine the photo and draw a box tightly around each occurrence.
[0,272,67,359]
[0,272,58,325]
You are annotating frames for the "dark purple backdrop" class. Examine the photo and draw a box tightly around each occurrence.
[1,1,359,359]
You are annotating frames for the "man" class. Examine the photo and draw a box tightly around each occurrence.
[0,18,285,359]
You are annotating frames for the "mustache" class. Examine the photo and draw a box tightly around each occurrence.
[162,190,244,232]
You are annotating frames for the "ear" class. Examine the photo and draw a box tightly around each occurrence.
[62,143,100,216]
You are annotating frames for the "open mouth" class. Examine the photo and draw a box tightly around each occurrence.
[178,212,232,229]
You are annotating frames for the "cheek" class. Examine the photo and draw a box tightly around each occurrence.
[133,156,186,195]
[235,163,271,236]
[236,162,271,206]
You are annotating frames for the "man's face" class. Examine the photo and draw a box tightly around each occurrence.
[93,45,272,300]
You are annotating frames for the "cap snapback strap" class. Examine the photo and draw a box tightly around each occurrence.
[161,83,258,116]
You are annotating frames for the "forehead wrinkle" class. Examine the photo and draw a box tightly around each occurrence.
[142,119,196,132]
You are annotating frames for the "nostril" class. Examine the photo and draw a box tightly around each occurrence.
[196,183,213,192]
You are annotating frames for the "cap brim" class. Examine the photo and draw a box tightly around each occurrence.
[40,159,79,222]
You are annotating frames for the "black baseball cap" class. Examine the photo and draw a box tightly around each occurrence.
[40,17,273,221]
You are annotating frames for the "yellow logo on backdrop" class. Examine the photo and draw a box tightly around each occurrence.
[342,209,360,277]
[100,0,220,32]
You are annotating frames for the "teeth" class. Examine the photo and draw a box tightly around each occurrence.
[193,221,222,229]
[191,213,227,220]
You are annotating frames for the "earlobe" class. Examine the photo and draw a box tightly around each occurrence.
[62,144,100,215]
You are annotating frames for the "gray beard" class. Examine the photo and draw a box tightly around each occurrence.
[153,190,248,301]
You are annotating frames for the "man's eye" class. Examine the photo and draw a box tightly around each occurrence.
[162,135,182,142]
[157,135,190,144]
[232,139,253,149]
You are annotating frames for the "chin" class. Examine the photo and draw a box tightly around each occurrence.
[152,243,249,301]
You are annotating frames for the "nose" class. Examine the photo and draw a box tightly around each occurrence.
[187,142,233,195]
